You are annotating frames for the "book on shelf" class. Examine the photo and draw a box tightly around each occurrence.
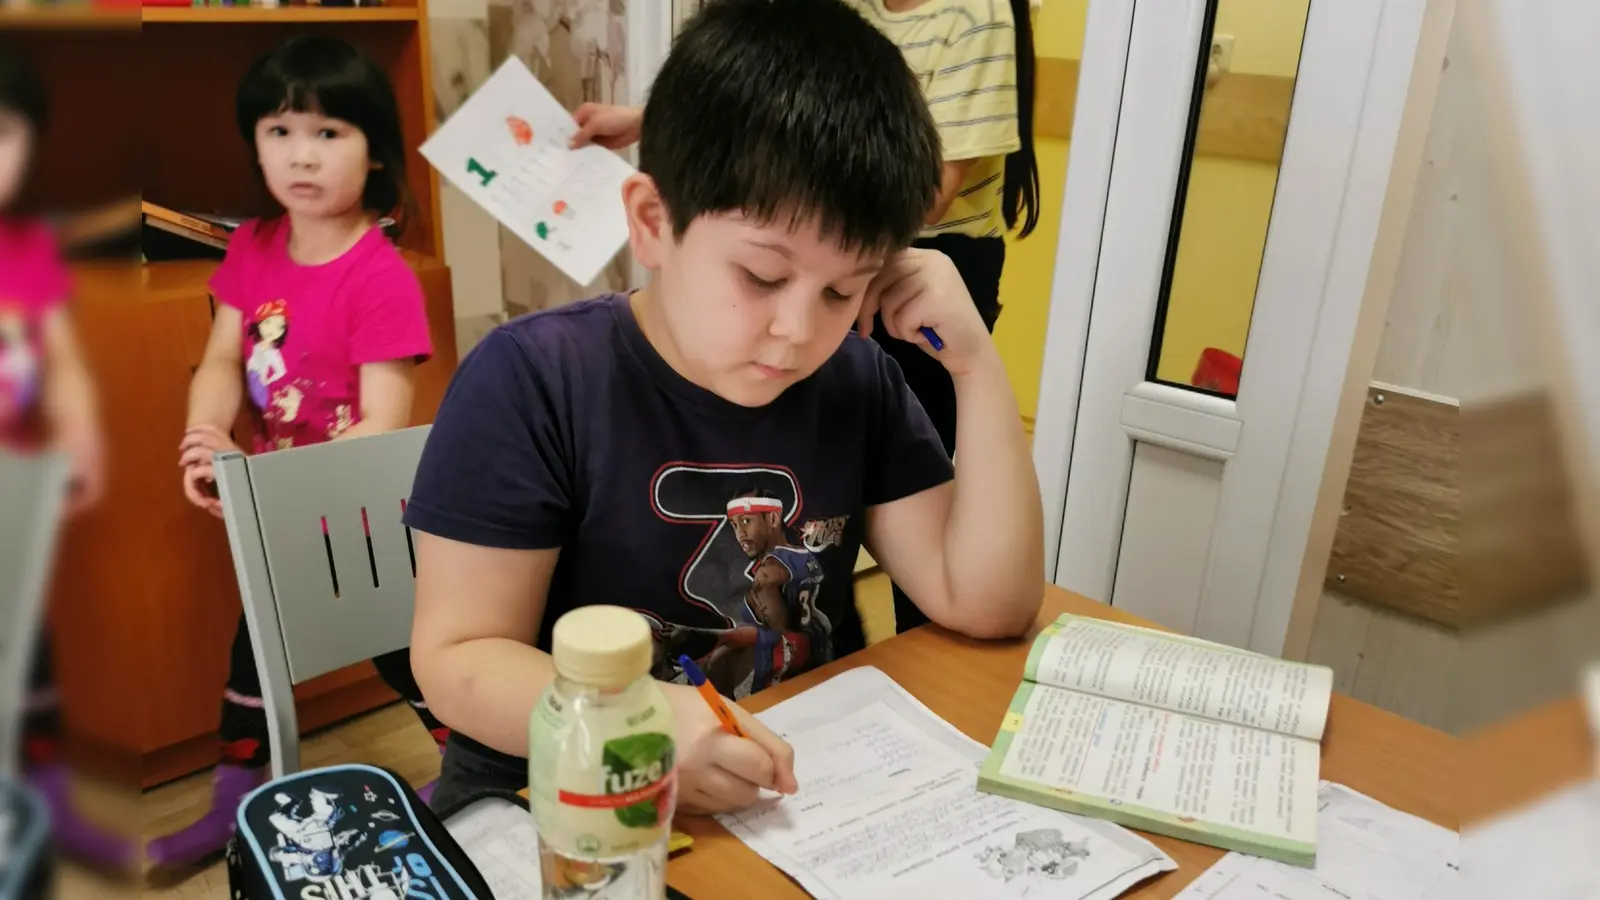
[977,614,1335,867]
[141,201,239,261]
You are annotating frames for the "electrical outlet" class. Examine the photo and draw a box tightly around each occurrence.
[1210,33,1235,74]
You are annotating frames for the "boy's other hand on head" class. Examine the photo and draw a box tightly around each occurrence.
[569,103,643,150]
[858,248,998,378]
[662,681,798,815]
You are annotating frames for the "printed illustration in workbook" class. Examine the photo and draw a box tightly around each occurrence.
[642,466,852,702]
[420,57,635,287]
[234,767,476,900]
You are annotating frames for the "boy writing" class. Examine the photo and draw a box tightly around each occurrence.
[404,0,1044,813]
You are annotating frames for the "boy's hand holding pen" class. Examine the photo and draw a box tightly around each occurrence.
[666,654,798,815]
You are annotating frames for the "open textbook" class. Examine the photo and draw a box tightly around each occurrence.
[718,666,1175,900]
[1174,782,1458,900]
[978,615,1335,867]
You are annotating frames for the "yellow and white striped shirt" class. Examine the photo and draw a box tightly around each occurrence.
[847,0,1022,238]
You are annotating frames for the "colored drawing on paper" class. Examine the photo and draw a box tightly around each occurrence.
[535,221,552,240]
[506,115,533,146]
[553,199,576,219]
[467,157,497,187]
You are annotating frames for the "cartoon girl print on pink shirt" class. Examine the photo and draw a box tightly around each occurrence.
[246,299,290,409]
[0,303,40,426]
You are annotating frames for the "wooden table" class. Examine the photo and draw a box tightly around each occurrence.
[1462,695,1595,826]
[666,586,1457,899]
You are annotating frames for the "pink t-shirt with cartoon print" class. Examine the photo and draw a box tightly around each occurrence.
[0,219,71,448]
[209,219,433,454]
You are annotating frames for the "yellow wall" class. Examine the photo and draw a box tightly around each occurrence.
[1152,0,1310,385]
[992,0,1310,409]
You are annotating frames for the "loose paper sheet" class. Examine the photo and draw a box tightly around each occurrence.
[1459,779,1600,900]
[444,796,544,900]
[420,56,635,287]
[717,667,1175,900]
[1172,782,1458,900]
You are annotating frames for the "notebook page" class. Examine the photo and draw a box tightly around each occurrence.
[1030,616,1334,741]
[717,666,1175,900]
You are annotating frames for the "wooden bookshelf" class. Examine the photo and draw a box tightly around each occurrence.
[142,6,421,24]
[21,5,459,786]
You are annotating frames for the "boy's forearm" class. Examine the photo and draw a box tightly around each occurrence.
[186,361,243,432]
[945,348,1046,636]
[418,638,558,759]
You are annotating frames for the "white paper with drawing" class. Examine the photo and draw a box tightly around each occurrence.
[420,56,634,287]
[717,666,1175,900]
[1172,782,1458,900]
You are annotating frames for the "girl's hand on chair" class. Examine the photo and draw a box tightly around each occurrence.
[181,462,224,518]
[56,423,105,517]
[178,424,243,470]
[661,681,798,815]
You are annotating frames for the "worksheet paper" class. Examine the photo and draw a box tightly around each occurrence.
[444,795,543,900]
[1458,779,1600,900]
[717,666,1175,900]
[1171,782,1458,900]
[420,56,635,287]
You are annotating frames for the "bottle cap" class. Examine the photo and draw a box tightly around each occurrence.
[550,605,654,689]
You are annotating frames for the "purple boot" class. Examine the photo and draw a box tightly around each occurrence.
[26,762,136,873]
[145,764,266,869]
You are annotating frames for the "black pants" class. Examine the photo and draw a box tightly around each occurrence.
[219,613,445,767]
[20,635,62,768]
[872,233,1006,635]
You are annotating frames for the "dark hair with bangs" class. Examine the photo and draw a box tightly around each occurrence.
[236,36,411,235]
[640,0,940,256]
[0,40,47,135]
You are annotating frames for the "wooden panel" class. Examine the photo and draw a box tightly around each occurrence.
[1325,387,1460,626]
[1035,57,1294,164]
[1459,390,1589,623]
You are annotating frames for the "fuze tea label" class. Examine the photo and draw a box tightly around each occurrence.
[557,733,677,829]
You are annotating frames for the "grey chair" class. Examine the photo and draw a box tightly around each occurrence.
[213,425,431,779]
[0,449,70,781]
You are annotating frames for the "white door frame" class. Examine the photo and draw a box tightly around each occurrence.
[1033,0,1449,654]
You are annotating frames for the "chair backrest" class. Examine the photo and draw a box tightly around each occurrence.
[215,426,431,686]
[0,449,69,779]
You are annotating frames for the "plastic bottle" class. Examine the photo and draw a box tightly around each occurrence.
[528,606,677,899]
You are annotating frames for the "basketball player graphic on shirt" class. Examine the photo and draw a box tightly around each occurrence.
[658,490,833,699]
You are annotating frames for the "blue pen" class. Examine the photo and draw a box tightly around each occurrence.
[919,326,944,351]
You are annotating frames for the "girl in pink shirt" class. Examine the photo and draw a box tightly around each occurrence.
[0,41,130,873]
[149,36,448,870]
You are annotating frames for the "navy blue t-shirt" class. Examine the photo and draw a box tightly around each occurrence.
[403,294,952,751]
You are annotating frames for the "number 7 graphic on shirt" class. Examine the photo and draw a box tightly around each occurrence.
[650,463,802,624]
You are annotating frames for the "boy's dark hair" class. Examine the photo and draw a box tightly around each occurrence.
[0,40,48,133]
[1003,0,1042,239]
[236,36,411,235]
[640,0,940,255]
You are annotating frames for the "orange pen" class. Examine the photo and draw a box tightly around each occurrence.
[678,655,747,738]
